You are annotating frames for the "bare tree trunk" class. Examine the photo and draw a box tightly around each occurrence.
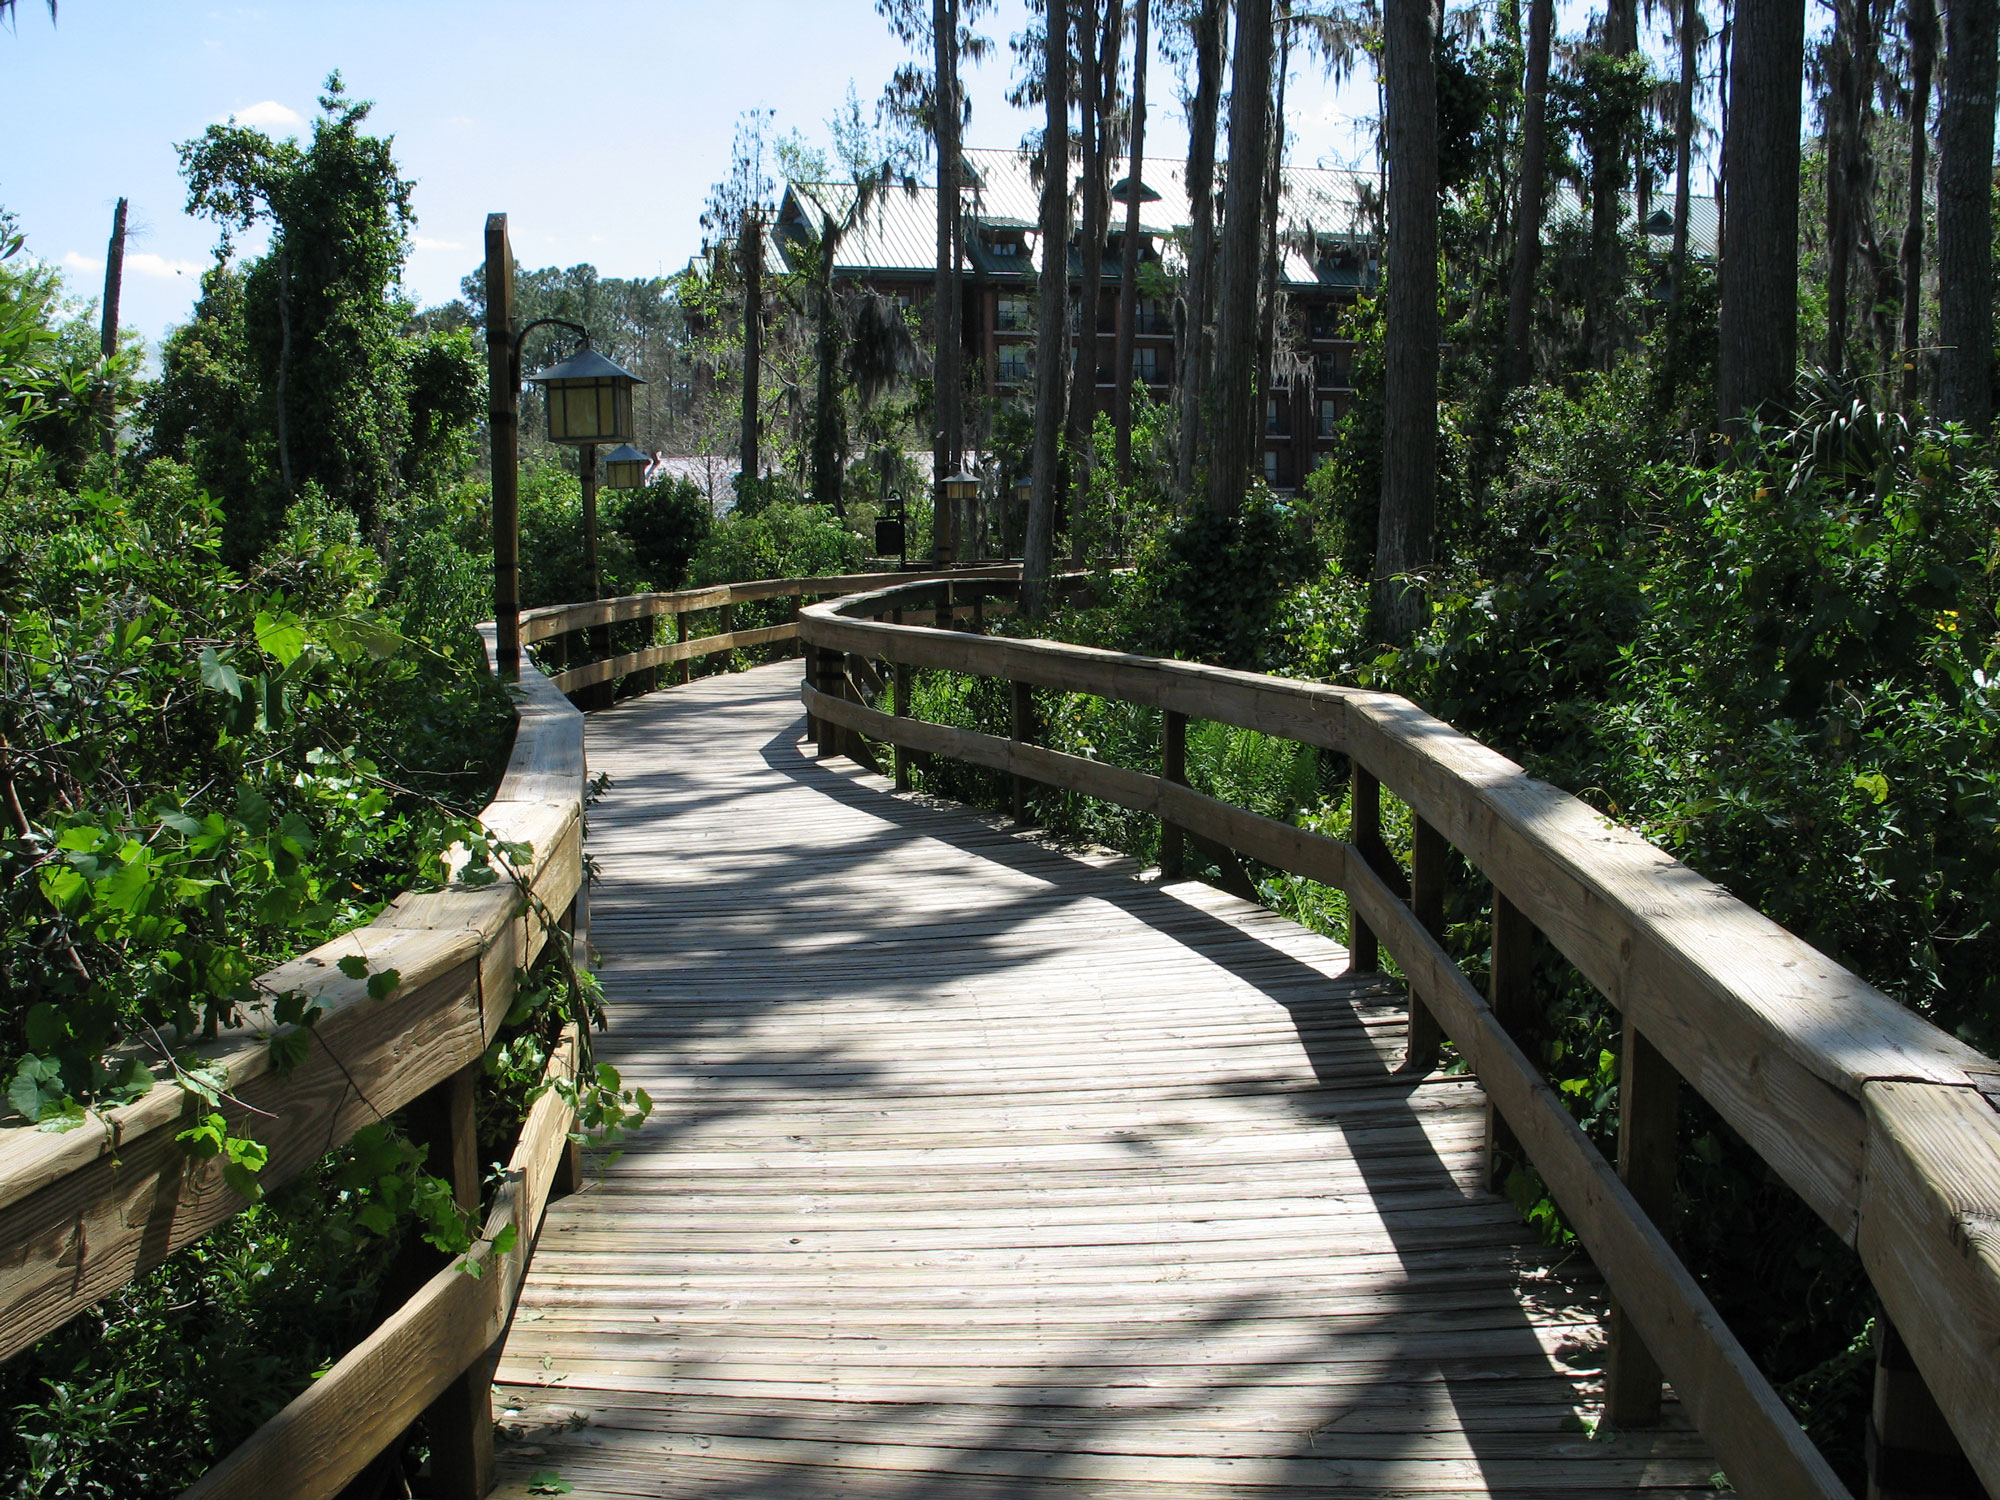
[1205,0,1274,517]
[1114,0,1151,483]
[1023,0,1072,616]
[1504,0,1554,389]
[276,250,295,495]
[934,0,965,556]
[1901,0,1937,407]
[1580,0,1640,369]
[1068,0,1124,561]
[1174,0,1226,501]
[1826,0,1879,376]
[1255,6,1291,451]
[1716,0,1806,434]
[96,196,126,462]
[812,225,845,516]
[1934,0,1996,430]
[1375,0,1439,641]
[1671,0,1699,290]
[740,213,762,483]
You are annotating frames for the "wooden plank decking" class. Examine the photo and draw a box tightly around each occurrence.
[488,661,1716,1498]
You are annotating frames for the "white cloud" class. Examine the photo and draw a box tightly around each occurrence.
[63,251,102,275]
[227,100,303,130]
[411,235,464,253]
[127,253,205,279]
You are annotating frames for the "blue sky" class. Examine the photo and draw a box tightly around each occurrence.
[2,1,1394,347]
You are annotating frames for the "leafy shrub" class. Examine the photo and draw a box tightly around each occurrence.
[615,473,711,590]
[690,498,865,586]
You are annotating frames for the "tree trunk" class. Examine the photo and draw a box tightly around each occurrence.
[1505,0,1554,390]
[1667,0,1701,391]
[1204,0,1274,516]
[1175,0,1226,500]
[812,225,845,516]
[1934,0,1997,430]
[934,0,965,556]
[1374,0,1439,640]
[1068,0,1123,560]
[97,196,126,462]
[1826,0,1879,376]
[1716,0,1806,434]
[1023,0,1072,616]
[1114,0,1151,483]
[276,250,295,495]
[1255,6,1292,458]
[1902,0,1937,408]
[1582,0,1639,370]
[740,213,762,483]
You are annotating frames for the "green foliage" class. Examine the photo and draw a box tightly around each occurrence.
[690,498,865,585]
[143,75,483,563]
[1102,486,1319,669]
[0,463,512,1130]
[616,473,712,589]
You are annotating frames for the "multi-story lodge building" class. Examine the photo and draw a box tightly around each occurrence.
[772,147,1380,491]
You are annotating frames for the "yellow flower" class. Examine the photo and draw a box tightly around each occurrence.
[1937,610,1962,634]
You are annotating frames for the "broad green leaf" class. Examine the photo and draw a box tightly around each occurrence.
[254,611,307,667]
[199,646,243,700]
[366,968,402,1000]
[337,954,370,980]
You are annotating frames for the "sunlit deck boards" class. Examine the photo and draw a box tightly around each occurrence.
[488,661,1715,1498]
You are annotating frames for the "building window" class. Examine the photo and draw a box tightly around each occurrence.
[1135,298,1170,335]
[1318,397,1339,437]
[997,343,1030,384]
[1315,351,1346,388]
[1310,305,1340,339]
[996,295,1028,331]
[1263,449,1282,484]
[1264,397,1290,436]
[1135,345,1165,384]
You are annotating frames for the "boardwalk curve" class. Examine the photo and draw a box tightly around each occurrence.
[488,661,1714,1498]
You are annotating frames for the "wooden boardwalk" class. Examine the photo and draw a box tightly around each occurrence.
[488,662,1715,1498]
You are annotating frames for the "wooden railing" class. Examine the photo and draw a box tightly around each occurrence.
[0,568,1017,1500]
[0,641,587,1500]
[518,564,1021,699]
[799,574,2000,1500]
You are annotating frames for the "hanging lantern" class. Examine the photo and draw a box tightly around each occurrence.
[1013,474,1033,507]
[941,469,981,507]
[603,443,650,490]
[526,346,645,446]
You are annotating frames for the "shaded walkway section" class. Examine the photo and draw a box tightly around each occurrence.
[489,661,1713,1497]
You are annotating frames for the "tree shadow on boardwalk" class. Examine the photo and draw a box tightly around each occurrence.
[490,667,1712,1498]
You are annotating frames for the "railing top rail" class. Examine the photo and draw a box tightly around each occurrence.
[799,582,2000,1492]
[519,565,1021,642]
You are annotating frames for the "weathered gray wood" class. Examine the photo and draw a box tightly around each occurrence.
[1605,1020,1678,1427]
[1339,855,1848,1500]
[0,656,585,1366]
[181,1026,582,1500]
[1161,709,1187,878]
[1407,817,1447,1074]
[490,664,1718,1499]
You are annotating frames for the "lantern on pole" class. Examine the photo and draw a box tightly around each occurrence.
[603,443,650,491]
[941,469,980,564]
[526,346,645,446]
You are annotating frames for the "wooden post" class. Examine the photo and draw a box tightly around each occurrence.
[1604,1017,1678,1426]
[402,1062,492,1499]
[1010,680,1034,824]
[720,601,735,666]
[1348,764,1383,972]
[806,642,828,755]
[1161,710,1187,877]
[971,588,986,634]
[1405,817,1447,1074]
[580,443,609,709]
[486,214,521,680]
[677,609,691,685]
[1486,891,1536,1190]
[893,608,912,792]
[1867,1316,1981,1500]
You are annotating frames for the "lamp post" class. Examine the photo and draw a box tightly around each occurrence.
[485,214,648,681]
[1012,474,1033,560]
